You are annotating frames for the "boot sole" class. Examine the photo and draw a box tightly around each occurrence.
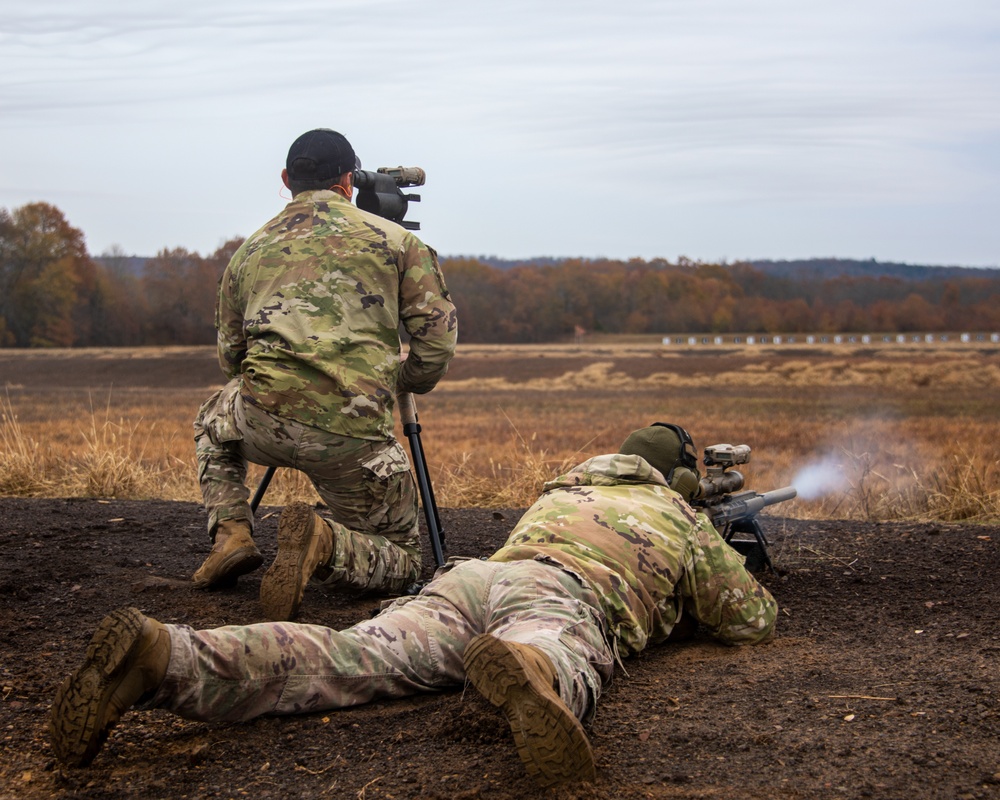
[260,503,320,621]
[192,546,264,590]
[464,634,596,787]
[49,607,146,767]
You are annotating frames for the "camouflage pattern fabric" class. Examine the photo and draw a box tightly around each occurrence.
[150,559,612,723]
[490,453,777,655]
[216,189,458,441]
[194,379,420,591]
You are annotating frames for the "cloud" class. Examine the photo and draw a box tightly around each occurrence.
[1,0,999,261]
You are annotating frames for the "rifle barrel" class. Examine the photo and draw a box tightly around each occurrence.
[760,486,797,507]
[706,485,796,526]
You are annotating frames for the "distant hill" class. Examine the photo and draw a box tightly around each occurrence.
[447,255,999,280]
[99,254,998,282]
[94,255,148,276]
[444,255,577,269]
[745,258,1000,281]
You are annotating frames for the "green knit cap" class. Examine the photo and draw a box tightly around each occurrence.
[619,424,700,499]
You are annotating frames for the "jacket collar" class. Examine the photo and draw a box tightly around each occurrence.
[542,453,670,492]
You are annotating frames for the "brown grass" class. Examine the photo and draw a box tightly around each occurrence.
[0,395,53,496]
[2,341,999,521]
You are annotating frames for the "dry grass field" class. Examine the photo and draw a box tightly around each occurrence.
[3,340,1000,800]
[2,337,999,522]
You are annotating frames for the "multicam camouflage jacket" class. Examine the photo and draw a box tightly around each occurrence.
[216,190,458,440]
[490,454,777,655]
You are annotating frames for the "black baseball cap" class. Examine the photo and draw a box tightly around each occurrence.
[286,129,361,183]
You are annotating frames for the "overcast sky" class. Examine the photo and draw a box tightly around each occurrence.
[2,1,999,266]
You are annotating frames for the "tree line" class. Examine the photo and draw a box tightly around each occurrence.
[3,201,1000,348]
[0,203,238,347]
[442,257,1000,342]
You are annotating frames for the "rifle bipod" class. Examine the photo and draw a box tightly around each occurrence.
[723,517,775,573]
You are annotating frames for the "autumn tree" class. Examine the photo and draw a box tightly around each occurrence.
[0,202,96,347]
[140,238,242,345]
[440,258,512,342]
[90,244,147,346]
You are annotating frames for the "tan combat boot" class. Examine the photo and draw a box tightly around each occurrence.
[463,634,596,787]
[191,520,263,589]
[259,502,334,621]
[50,607,170,767]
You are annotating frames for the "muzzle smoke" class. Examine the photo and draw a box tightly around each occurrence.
[792,456,850,500]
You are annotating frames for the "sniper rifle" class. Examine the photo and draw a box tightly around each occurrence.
[690,443,796,572]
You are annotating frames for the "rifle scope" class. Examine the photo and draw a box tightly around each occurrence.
[697,469,744,500]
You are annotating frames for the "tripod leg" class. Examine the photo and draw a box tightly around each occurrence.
[250,466,276,515]
[397,393,446,568]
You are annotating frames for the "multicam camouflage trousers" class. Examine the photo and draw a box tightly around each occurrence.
[151,558,615,724]
[193,379,420,593]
